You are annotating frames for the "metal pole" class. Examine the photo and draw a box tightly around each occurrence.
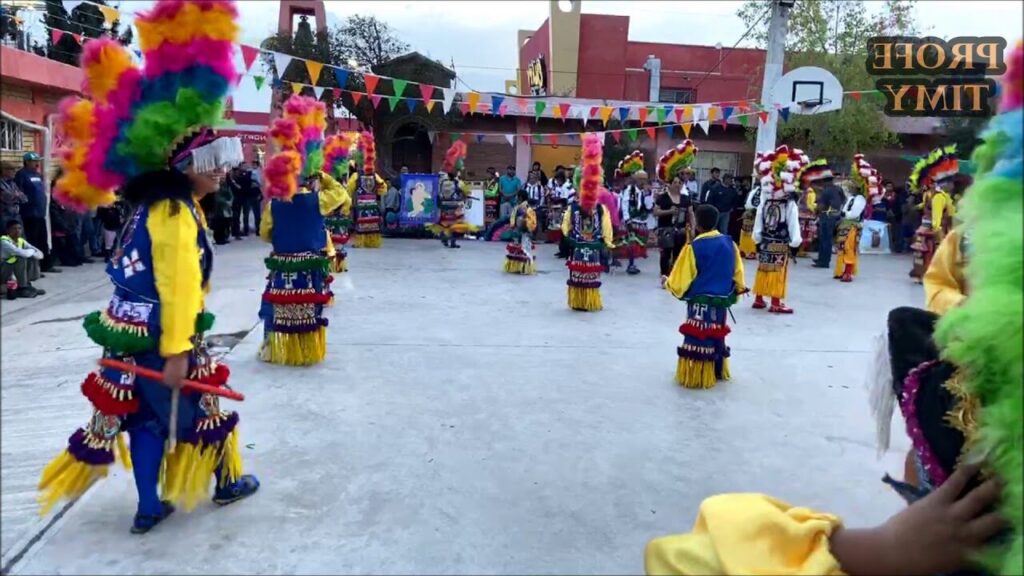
[753,0,790,158]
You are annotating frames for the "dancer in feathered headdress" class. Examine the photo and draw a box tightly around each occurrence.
[37,0,259,534]
[257,95,348,366]
[323,132,357,273]
[738,155,766,260]
[346,131,388,248]
[794,158,831,257]
[427,140,478,248]
[614,150,651,275]
[655,141,699,275]
[504,187,538,275]
[908,144,959,283]
[829,154,871,282]
[751,145,806,313]
[561,133,614,311]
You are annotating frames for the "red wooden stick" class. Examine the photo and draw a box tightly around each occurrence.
[98,359,245,401]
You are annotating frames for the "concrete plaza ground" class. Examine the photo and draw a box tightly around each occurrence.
[2,237,920,574]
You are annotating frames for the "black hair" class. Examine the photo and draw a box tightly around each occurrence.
[695,204,719,232]
[507,165,515,170]
[710,167,721,174]
[6,219,21,230]
[122,168,193,209]
[517,189,529,202]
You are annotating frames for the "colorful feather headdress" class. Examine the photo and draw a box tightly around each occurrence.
[796,158,832,187]
[614,150,644,179]
[54,0,242,211]
[850,154,881,200]
[909,145,958,193]
[573,133,603,213]
[442,140,467,175]
[757,145,808,200]
[262,95,327,201]
[358,130,376,176]
[657,141,697,182]
[935,39,1022,575]
[323,132,356,182]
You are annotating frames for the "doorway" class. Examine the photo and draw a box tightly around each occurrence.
[391,122,433,173]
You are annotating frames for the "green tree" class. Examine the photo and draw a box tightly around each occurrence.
[737,0,921,161]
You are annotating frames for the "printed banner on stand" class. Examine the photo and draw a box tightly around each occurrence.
[399,173,440,226]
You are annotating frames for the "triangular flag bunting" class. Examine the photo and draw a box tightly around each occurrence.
[428,131,436,144]
[522,134,531,144]
[459,102,470,115]
[498,104,508,117]
[850,91,862,102]
[722,106,734,120]
[548,134,558,146]
[442,88,456,112]
[684,106,694,121]
[567,133,578,142]
[626,128,639,142]
[779,107,791,122]
[314,87,325,100]
[515,98,528,112]
[738,114,749,127]
[273,53,293,77]
[504,134,514,146]
[452,133,462,143]
[552,103,562,119]
[645,127,656,140]
[253,76,265,90]
[656,106,668,124]
[419,84,433,102]
[97,4,118,26]
[352,91,364,105]
[291,82,304,96]
[682,123,692,138]
[50,29,64,44]
[638,107,648,124]
[425,100,437,113]
[370,94,382,109]
[334,68,350,88]
[707,106,719,122]
[600,106,613,126]
[240,45,260,72]
[534,101,547,119]
[673,106,684,123]
[392,79,408,97]
[405,98,417,113]
[364,74,380,94]
[666,125,674,138]
[476,134,486,144]
[611,131,623,143]
[558,103,571,121]
[332,88,342,100]
[467,92,480,113]
[698,120,710,135]
[72,33,82,44]
[758,111,770,124]
[491,95,505,116]
[618,107,630,122]
[590,107,599,118]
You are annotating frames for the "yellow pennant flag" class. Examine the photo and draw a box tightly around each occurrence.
[600,106,613,126]
[552,103,563,119]
[682,123,692,138]
[683,106,693,122]
[98,4,118,26]
[425,100,437,113]
[707,106,719,122]
[306,61,324,85]
[291,82,304,96]
[467,92,480,113]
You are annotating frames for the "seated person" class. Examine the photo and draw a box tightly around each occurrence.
[1,219,46,299]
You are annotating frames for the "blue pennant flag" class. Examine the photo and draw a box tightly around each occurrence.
[666,125,674,138]
[334,68,349,88]
[405,99,417,113]
[722,106,734,120]
[491,95,505,115]
[476,134,485,143]
[779,107,791,122]
[272,78,284,89]
[567,133,578,141]
[618,107,630,122]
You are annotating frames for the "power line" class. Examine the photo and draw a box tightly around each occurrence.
[690,3,773,94]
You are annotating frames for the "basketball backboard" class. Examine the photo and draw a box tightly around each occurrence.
[771,66,843,115]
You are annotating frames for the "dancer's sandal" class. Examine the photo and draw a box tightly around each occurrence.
[130,500,175,534]
[213,474,261,506]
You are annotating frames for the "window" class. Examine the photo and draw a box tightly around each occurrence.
[0,120,24,151]
[658,88,695,104]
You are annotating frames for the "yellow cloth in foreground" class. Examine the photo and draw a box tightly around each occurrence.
[645,494,844,576]
[833,226,859,278]
[924,229,966,315]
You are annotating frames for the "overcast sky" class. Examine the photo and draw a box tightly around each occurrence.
[30,1,1024,112]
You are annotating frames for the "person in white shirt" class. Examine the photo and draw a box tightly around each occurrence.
[751,146,806,314]
[833,154,873,282]
[615,156,653,275]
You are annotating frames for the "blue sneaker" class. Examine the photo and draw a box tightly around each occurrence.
[131,500,175,534]
[213,474,260,506]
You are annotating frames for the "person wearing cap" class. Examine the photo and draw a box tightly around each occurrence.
[14,151,56,272]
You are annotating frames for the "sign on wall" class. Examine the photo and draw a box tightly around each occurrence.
[527,56,547,96]
[399,173,440,226]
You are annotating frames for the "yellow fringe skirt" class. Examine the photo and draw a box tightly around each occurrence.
[37,433,132,515]
[676,357,730,390]
[330,255,348,274]
[753,266,789,299]
[260,327,327,366]
[739,231,756,258]
[353,233,382,248]
[504,258,537,275]
[568,286,602,311]
[834,225,859,278]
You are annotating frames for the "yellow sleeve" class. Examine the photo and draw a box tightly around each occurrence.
[459,181,471,195]
[526,207,537,232]
[147,200,203,358]
[806,190,817,213]
[259,201,273,242]
[376,175,388,198]
[510,206,518,229]
[732,244,747,293]
[644,494,844,576]
[924,231,966,314]
[665,244,696,299]
[318,172,348,215]
[931,193,948,230]
[346,173,358,196]
[601,207,614,248]
[561,208,571,236]
[324,230,336,257]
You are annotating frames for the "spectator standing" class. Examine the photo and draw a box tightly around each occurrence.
[212,178,233,245]
[681,169,699,198]
[383,167,404,233]
[1,219,46,299]
[228,165,254,237]
[48,184,83,267]
[811,174,845,268]
[887,181,906,253]
[2,160,27,224]
[530,161,549,187]
[498,165,521,220]
[698,167,721,204]
[653,177,693,277]
[96,198,127,260]
[707,173,739,235]
[902,191,922,253]
[14,152,56,272]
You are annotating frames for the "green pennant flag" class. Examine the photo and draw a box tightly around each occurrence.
[626,128,639,142]
[738,114,749,127]
[655,106,667,124]
[392,79,408,97]
[452,132,462,142]
[387,96,400,111]
[253,76,265,91]
[534,100,547,119]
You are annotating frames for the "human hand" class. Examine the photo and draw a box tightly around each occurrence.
[162,352,189,389]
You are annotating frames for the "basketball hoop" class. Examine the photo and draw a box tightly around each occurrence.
[797,97,832,110]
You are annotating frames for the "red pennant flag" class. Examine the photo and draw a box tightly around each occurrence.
[370,94,382,109]
[522,134,531,144]
[50,29,64,44]
[558,103,571,121]
[758,111,769,124]
[638,107,648,124]
[499,104,507,117]
[645,126,656,140]
[589,106,599,118]
[611,131,622,143]
[240,45,260,71]
[673,107,684,123]
[459,102,470,115]
[351,91,364,105]
[548,134,559,146]
[364,74,380,94]
[850,91,862,102]
[419,84,434,102]
[516,98,528,112]
[333,88,343,100]
[72,33,82,44]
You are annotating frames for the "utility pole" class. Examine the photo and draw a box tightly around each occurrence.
[754,0,792,157]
